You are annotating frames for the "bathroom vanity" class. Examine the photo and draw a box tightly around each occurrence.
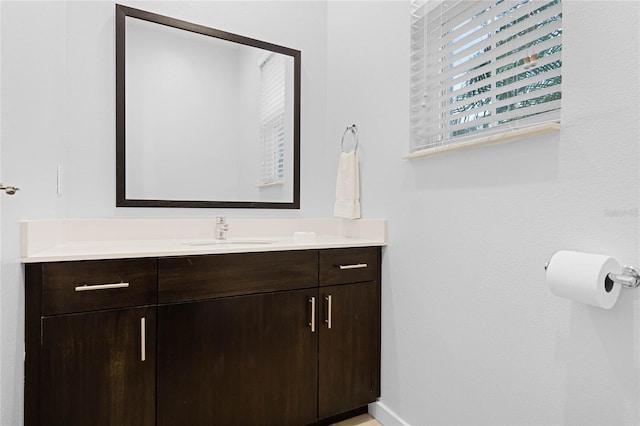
[22,218,386,426]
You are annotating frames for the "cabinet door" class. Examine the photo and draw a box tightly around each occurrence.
[41,306,156,426]
[318,281,381,419]
[157,289,318,426]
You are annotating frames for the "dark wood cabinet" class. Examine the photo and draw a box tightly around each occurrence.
[41,307,156,426]
[318,281,381,419]
[157,251,319,426]
[25,247,381,426]
[25,259,158,426]
[157,289,317,426]
[317,248,381,420]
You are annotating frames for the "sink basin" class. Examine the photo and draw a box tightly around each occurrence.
[183,239,275,246]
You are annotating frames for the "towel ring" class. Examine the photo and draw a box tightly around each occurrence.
[341,124,358,153]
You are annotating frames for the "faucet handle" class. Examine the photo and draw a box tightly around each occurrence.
[216,217,229,239]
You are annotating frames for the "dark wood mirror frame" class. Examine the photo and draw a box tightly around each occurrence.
[116,4,301,209]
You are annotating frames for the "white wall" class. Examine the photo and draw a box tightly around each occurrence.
[0,2,328,425]
[326,1,640,425]
[2,1,640,425]
[1,3,66,425]
[0,3,3,420]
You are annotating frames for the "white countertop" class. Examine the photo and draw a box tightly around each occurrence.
[21,218,387,263]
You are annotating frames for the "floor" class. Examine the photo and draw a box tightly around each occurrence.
[334,414,382,426]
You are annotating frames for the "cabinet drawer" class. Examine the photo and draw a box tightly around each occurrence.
[158,250,318,303]
[41,258,157,316]
[319,247,380,286]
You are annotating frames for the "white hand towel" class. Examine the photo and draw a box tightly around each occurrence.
[333,150,360,219]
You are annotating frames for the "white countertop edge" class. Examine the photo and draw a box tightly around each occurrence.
[21,239,386,263]
[21,218,387,263]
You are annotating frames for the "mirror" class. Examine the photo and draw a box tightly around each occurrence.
[116,5,301,208]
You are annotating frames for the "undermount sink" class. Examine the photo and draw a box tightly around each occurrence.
[183,239,275,246]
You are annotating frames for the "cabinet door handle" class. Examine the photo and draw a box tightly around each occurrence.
[309,297,316,333]
[325,295,332,329]
[338,263,368,270]
[74,282,129,292]
[140,317,146,362]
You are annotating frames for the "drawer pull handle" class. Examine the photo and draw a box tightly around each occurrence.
[309,297,316,333]
[141,317,146,362]
[325,295,332,329]
[74,282,130,292]
[338,263,368,270]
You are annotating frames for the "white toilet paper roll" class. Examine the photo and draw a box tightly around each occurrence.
[546,250,622,309]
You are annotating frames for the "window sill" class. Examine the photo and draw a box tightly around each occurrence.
[257,180,284,188]
[403,121,561,160]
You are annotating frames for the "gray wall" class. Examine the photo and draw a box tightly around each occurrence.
[326,1,640,425]
[2,1,639,425]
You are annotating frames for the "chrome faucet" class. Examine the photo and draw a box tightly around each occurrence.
[216,216,229,240]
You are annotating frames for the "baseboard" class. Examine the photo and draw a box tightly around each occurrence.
[368,401,410,426]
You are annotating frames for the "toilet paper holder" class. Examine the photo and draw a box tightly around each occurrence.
[610,267,640,288]
[544,262,640,289]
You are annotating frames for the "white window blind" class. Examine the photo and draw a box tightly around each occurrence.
[410,0,562,154]
[259,53,286,186]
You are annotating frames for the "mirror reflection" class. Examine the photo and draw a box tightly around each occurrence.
[116,5,301,208]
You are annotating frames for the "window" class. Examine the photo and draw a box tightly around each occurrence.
[409,0,562,155]
[259,53,286,186]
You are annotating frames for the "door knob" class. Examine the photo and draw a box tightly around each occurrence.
[0,183,19,195]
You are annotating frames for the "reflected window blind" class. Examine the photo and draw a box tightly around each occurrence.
[259,53,285,186]
[410,0,562,153]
